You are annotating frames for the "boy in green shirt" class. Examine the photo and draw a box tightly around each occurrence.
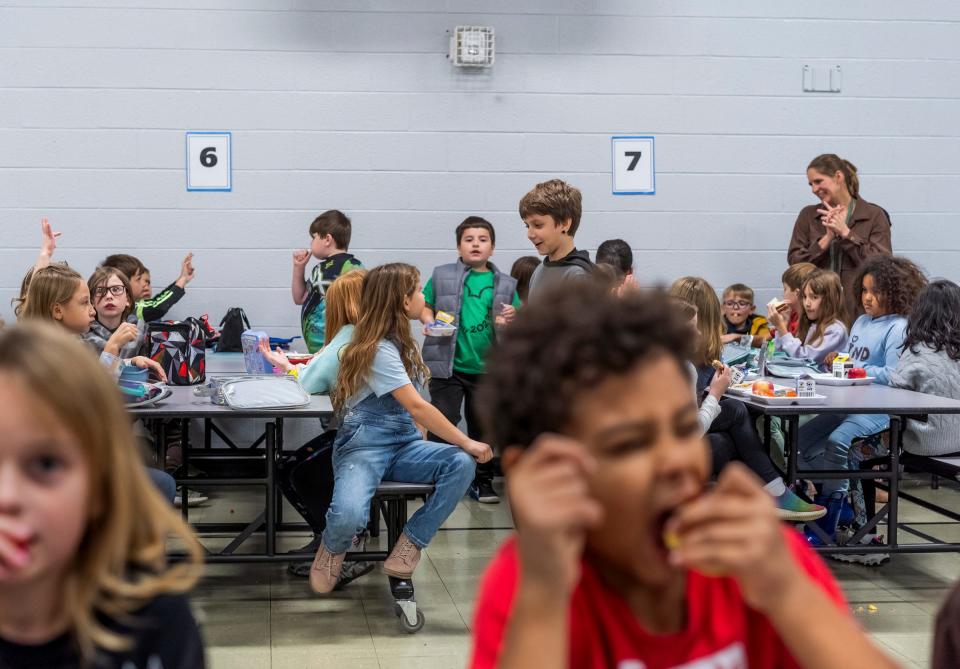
[421,217,521,503]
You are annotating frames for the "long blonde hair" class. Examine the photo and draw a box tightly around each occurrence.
[332,263,429,411]
[0,323,203,661]
[20,264,85,322]
[324,269,367,347]
[670,276,724,365]
[799,269,846,347]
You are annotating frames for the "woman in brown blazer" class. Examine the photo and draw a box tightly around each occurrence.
[788,154,892,324]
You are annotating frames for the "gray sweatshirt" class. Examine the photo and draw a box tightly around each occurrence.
[889,344,960,456]
[775,320,848,366]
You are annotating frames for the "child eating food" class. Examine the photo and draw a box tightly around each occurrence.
[470,282,895,669]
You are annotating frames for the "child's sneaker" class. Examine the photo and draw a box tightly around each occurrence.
[804,492,845,545]
[469,481,500,504]
[828,534,891,567]
[174,488,209,508]
[775,487,826,522]
[310,543,346,594]
[383,533,421,579]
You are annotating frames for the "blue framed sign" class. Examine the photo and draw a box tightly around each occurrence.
[611,135,655,195]
[186,131,232,192]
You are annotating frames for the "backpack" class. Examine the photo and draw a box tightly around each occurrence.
[146,318,206,386]
[217,307,250,352]
[278,430,336,535]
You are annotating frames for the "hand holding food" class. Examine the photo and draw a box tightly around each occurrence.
[708,360,733,399]
[664,463,797,612]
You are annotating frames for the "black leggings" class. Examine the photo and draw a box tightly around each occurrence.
[708,398,779,484]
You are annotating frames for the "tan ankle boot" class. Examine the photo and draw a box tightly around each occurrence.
[383,533,421,579]
[310,542,346,594]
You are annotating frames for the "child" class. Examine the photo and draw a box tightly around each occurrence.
[419,217,520,504]
[509,256,540,304]
[670,277,824,522]
[469,281,895,669]
[768,269,848,366]
[934,581,960,669]
[260,270,367,394]
[101,252,195,322]
[20,266,162,380]
[595,239,638,293]
[309,263,492,594]
[799,255,928,550]
[889,279,960,457]
[291,210,364,353]
[780,263,817,336]
[83,267,143,359]
[19,266,175,503]
[719,283,771,348]
[0,322,204,669]
[519,180,593,299]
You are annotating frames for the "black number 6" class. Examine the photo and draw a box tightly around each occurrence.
[200,147,218,168]
[625,151,642,171]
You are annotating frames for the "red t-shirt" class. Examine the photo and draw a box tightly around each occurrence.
[787,311,801,336]
[470,528,846,669]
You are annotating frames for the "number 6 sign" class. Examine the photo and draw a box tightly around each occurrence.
[611,135,655,195]
[186,132,232,192]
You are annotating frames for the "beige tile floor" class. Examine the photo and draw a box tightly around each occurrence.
[185,477,960,669]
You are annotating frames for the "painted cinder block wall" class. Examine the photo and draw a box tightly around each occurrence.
[2,1,958,336]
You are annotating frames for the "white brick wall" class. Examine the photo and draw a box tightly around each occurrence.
[2,1,958,337]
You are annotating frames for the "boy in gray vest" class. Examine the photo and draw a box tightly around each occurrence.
[420,217,521,503]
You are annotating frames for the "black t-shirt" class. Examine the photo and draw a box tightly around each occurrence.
[0,594,204,669]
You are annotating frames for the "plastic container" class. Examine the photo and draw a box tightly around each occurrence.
[241,330,272,374]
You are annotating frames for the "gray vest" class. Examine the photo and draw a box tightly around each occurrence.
[422,260,517,378]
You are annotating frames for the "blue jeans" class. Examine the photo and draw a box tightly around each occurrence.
[146,467,176,504]
[798,413,890,495]
[321,394,476,554]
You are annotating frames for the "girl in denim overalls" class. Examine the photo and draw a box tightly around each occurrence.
[309,263,493,594]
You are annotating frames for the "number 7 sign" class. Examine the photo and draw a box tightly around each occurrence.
[186,132,232,192]
[611,136,655,195]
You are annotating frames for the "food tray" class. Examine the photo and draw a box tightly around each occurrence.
[809,373,876,387]
[748,393,827,406]
[424,324,457,338]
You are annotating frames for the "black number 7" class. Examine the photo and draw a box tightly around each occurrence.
[625,151,643,171]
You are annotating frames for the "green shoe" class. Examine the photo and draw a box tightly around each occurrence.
[776,487,827,522]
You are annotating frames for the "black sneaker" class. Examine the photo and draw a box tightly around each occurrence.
[469,481,500,504]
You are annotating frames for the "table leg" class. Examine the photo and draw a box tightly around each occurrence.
[786,414,799,485]
[265,422,277,557]
[888,416,901,550]
[276,418,284,527]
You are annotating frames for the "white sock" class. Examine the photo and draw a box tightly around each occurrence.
[764,478,787,497]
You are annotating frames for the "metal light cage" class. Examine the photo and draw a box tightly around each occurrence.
[449,25,495,68]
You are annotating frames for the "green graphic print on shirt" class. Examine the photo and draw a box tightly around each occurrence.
[424,269,521,375]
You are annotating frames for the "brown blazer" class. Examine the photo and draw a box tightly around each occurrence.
[787,197,892,324]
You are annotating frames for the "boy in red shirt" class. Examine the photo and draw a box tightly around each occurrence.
[471,283,896,669]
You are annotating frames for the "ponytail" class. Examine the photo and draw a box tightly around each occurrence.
[808,154,859,199]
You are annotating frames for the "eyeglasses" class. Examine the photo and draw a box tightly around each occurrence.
[723,300,752,310]
[94,285,126,298]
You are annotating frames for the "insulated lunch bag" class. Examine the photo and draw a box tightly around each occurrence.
[147,319,206,385]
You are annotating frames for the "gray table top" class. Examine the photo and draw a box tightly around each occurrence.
[728,378,960,416]
[128,383,334,418]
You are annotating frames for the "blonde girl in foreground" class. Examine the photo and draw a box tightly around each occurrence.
[0,323,204,668]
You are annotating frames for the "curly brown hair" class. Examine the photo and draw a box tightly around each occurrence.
[476,283,694,451]
[854,255,928,317]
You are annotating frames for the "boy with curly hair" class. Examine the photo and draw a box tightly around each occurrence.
[469,282,895,669]
[799,255,928,556]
